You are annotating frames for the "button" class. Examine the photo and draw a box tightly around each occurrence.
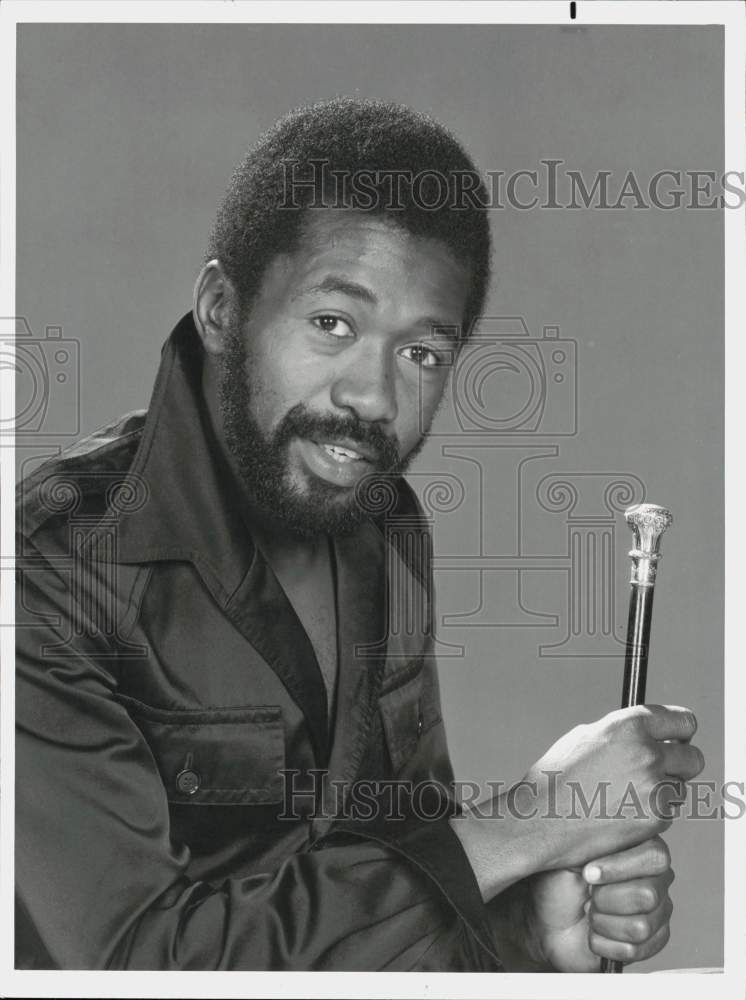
[417,712,424,738]
[176,768,201,796]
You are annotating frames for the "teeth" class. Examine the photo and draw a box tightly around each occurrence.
[322,444,361,462]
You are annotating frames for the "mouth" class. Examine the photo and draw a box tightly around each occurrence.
[294,437,376,489]
[314,439,377,464]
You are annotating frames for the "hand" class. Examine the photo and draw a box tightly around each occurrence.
[527,837,674,972]
[451,704,702,904]
[519,704,702,871]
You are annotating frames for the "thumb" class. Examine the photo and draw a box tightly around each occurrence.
[533,869,589,930]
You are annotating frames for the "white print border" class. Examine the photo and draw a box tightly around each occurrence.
[0,3,743,1000]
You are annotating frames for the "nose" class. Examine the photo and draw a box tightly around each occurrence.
[330,343,398,425]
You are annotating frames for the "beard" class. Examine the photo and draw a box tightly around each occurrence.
[217,327,426,538]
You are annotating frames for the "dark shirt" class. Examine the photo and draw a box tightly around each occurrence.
[15,313,502,971]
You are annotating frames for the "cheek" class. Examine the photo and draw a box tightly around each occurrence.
[246,335,322,427]
[396,376,445,449]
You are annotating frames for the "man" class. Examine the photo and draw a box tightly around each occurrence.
[16,98,703,971]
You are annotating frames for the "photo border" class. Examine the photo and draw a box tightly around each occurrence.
[1,2,743,997]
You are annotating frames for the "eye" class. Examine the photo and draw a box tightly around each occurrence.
[399,343,448,369]
[311,315,354,338]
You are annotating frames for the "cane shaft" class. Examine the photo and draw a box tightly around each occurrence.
[621,583,654,708]
[600,504,671,975]
[601,585,657,973]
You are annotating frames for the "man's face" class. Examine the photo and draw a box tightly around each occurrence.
[217,211,470,536]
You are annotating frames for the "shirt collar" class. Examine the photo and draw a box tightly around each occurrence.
[112,311,255,605]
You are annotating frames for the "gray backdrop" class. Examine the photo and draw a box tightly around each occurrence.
[16,23,724,971]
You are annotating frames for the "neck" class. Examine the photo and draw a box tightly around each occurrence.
[248,505,330,562]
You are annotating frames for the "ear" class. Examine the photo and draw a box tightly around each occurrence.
[192,260,240,356]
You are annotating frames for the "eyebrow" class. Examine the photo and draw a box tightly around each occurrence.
[299,276,378,306]
[298,274,460,336]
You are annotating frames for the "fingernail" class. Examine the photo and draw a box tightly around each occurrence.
[585,864,602,883]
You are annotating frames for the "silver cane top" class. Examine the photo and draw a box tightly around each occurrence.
[625,503,673,586]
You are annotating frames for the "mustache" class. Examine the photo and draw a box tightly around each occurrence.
[275,404,401,470]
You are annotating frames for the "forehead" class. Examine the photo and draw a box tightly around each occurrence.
[257,210,471,324]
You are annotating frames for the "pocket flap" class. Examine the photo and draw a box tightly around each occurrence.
[121,699,285,805]
[379,685,421,773]
[378,663,440,774]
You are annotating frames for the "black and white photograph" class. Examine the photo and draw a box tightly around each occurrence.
[1,1,744,996]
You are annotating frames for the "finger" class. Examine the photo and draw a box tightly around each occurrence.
[583,837,671,885]
[660,741,705,779]
[591,870,674,915]
[620,704,697,742]
[649,780,688,820]
[590,894,673,942]
[589,918,671,964]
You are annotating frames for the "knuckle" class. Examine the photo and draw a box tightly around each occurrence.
[650,846,670,873]
[638,887,658,911]
[635,743,659,770]
[613,708,643,735]
[648,841,670,871]
[622,941,639,962]
[631,918,651,942]
[572,722,592,744]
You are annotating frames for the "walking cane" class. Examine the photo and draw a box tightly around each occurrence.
[599,503,673,974]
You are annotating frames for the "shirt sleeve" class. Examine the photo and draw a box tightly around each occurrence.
[15,545,501,972]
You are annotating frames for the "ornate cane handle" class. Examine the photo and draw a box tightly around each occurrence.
[625,504,673,587]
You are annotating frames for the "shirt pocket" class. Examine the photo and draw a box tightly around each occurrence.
[378,660,442,775]
[118,696,285,805]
